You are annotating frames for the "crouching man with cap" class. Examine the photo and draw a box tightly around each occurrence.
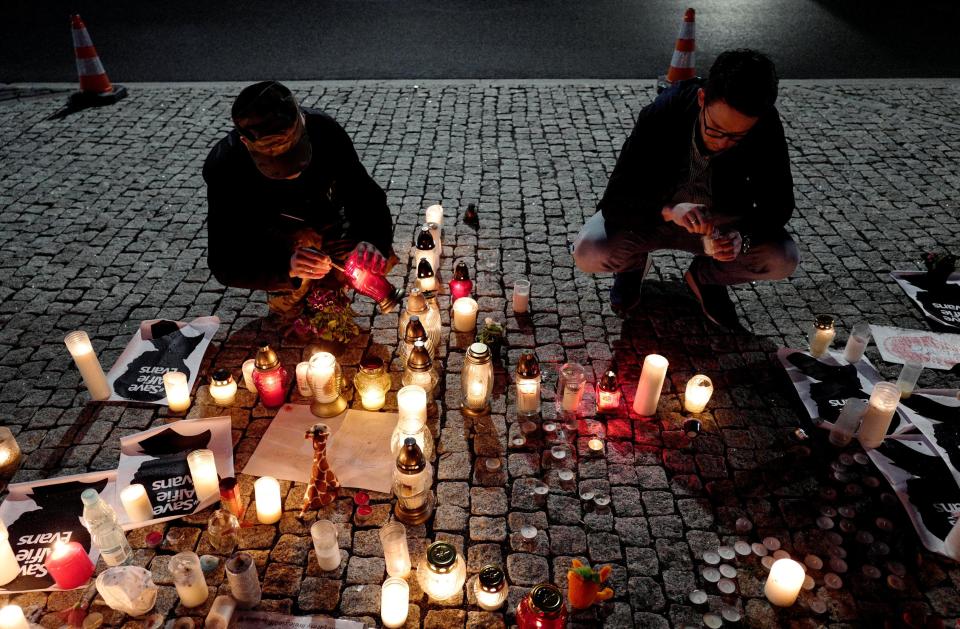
[203,81,396,324]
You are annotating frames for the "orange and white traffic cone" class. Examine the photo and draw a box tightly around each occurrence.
[51,14,127,118]
[657,8,696,93]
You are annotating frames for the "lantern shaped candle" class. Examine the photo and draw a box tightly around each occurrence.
[0,605,28,629]
[596,370,621,412]
[461,343,494,415]
[414,224,441,281]
[295,362,313,397]
[64,330,111,401]
[219,477,245,519]
[187,449,220,503]
[45,541,94,590]
[809,314,836,358]
[557,362,586,415]
[512,278,531,314]
[394,438,434,525]
[403,341,439,395]
[425,204,444,237]
[417,258,438,293]
[0,427,22,479]
[343,254,404,314]
[254,476,282,524]
[398,288,441,355]
[449,261,473,300]
[209,369,238,406]
[764,558,804,606]
[516,583,568,629]
[241,359,257,393]
[452,297,479,333]
[0,522,20,586]
[515,351,542,417]
[683,374,714,413]
[400,315,430,364]
[844,322,872,363]
[380,576,410,629]
[392,385,433,458]
[474,565,508,611]
[354,356,391,411]
[417,541,466,601]
[170,552,209,608]
[309,352,347,417]
[163,371,191,412]
[379,521,411,578]
[120,483,154,523]
[253,345,289,409]
[310,520,342,571]
[858,382,901,449]
[633,354,668,417]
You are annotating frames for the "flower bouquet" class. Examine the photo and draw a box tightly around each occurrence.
[291,285,361,346]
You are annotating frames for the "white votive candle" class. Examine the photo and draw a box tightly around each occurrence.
[187,449,220,503]
[452,298,479,332]
[633,354,669,416]
[764,558,804,606]
[0,522,20,587]
[809,315,835,358]
[0,605,28,629]
[858,382,901,449]
[204,594,237,629]
[295,362,313,397]
[425,204,444,231]
[683,374,714,413]
[64,330,111,401]
[844,322,871,362]
[163,371,191,412]
[380,576,410,629]
[311,520,342,572]
[466,380,487,409]
[512,278,531,314]
[309,352,338,404]
[397,385,427,433]
[241,359,257,393]
[120,483,154,523]
[255,476,282,524]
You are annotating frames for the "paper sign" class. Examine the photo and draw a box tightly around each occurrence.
[891,271,960,331]
[870,325,960,370]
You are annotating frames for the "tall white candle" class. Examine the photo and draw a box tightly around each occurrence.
[0,605,28,629]
[452,298,478,332]
[241,359,257,393]
[512,279,530,314]
[380,577,410,628]
[425,204,444,232]
[64,331,111,401]
[0,522,20,586]
[120,484,154,523]
[309,353,338,404]
[397,386,427,433]
[163,371,191,412]
[170,552,209,608]
[633,354,669,416]
[843,322,871,362]
[295,362,313,397]
[254,476,282,524]
[764,558,804,606]
[858,382,901,449]
[187,449,220,503]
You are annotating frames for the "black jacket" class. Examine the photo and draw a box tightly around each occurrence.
[203,109,393,291]
[599,80,795,239]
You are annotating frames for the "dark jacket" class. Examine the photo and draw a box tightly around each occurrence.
[599,80,795,239]
[203,109,393,291]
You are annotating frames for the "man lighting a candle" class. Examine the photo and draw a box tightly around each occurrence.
[572,49,799,330]
[203,81,395,320]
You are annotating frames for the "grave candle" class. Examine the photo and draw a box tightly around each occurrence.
[44,541,94,590]
[120,483,154,523]
[309,351,346,417]
[808,315,835,358]
[219,477,244,519]
[515,351,542,416]
[209,369,237,406]
[417,541,466,601]
[764,558,804,606]
[858,382,901,449]
[254,476,282,524]
[187,449,220,503]
[452,297,479,332]
[417,258,438,293]
[449,261,473,300]
[558,362,586,414]
[0,522,20,586]
[0,605,28,629]
[380,577,410,628]
[474,565,508,610]
[461,343,493,413]
[512,278,531,314]
[402,342,439,396]
[596,370,621,412]
[393,439,434,525]
[415,225,441,282]
[253,345,288,409]
[356,356,391,410]
[683,374,714,413]
[64,330,111,401]
[162,371,191,412]
[241,359,257,393]
[379,521,411,578]
[633,354,668,416]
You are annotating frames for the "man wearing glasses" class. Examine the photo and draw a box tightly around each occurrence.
[573,49,798,330]
[203,81,393,317]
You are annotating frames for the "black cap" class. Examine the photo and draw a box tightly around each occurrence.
[478,565,505,592]
[232,81,311,180]
[598,370,618,392]
[415,225,436,250]
[396,437,426,474]
[516,351,540,378]
[530,583,563,613]
[815,314,835,330]
[417,258,435,279]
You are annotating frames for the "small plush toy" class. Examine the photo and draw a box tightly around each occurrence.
[567,559,614,609]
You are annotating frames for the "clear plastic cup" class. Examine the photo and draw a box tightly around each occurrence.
[896,363,923,398]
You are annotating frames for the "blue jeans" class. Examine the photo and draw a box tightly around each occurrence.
[572,211,799,286]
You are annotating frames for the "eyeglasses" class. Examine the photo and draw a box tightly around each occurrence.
[701,107,752,141]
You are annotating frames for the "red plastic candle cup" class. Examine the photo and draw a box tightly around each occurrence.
[44,541,94,590]
[354,491,370,507]
[252,345,288,409]
[344,256,402,313]
[448,262,473,300]
[355,505,373,523]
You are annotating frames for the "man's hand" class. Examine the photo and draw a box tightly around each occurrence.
[662,203,712,235]
[290,248,332,280]
[711,231,743,262]
[348,241,388,274]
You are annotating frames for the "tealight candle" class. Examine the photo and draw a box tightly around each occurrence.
[187,449,220,503]
[512,278,531,314]
[295,362,313,397]
[858,382,901,449]
[380,576,410,629]
[764,558,804,606]
[254,476,282,524]
[683,374,714,413]
[64,330,111,401]
[633,354,668,416]
[241,359,257,393]
[44,540,94,590]
[163,371,191,412]
[587,438,604,453]
[120,483,154,523]
[0,522,20,586]
[209,369,237,406]
[452,297,479,332]
[0,605,28,629]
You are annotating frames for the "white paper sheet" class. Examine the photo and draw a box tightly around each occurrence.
[870,325,960,370]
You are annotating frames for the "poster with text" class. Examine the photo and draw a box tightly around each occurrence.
[870,325,960,371]
[891,271,960,331]
[0,471,116,592]
[106,316,220,404]
[116,417,234,527]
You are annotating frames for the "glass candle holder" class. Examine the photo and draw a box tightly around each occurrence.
[381,577,410,629]
[207,509,240,554]
[392,385,433,458]
[896,362,923,398]
[343,254,403,313]
[0,522,20,587]
[417,257,438,293]
[0,427,22,479]
[417,541,466,601]
[209,369,237,406]
[764,558,804,606]
[683,374,714,413]
[295,361,313,397]
[253,345,289,409]
[461,343,494,414]
[379,521,411,578]
[310,520,342,572]
[254,476,282,524]
[309,352,347,417]
[516,583,568,629]
[844,322,872,362]
[394,438,434,525]
[225,552,261,608]
[449,261,473,300]
[452,297,479,333]
[241,359,257,393]
[557,362,586,415]
[512,278,531,314]
[858,382,901,449]
[403,341,439,395]
[355,356,391,411]
[398,288,441,356]
[219,477,244,519]
[633,354,669,416]
[809,314,836,358]
[120,483,154,523]
[515,351,542,417]
[64,330,111,401]
[187,449,220,503]
[170,552,209,608]
[474,564,508,610]
[163,371,191,412]
[596,370,621,412]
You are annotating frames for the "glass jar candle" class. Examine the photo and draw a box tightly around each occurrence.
[379,521,411,578]
[417,541,466,601]
[381,577,410,628]
[462,343,494,414]
[557,362,586,415]
[596,369,621,412]
[219,477,244,519]
[449,261,473,300]
[170,552,209,608]
[0,522,20,586]
[394,438,434,525]
[417,257,438,293]
[452,297,479,333]
[515,351,542,417]
[474,564,508,611]
[354,356,391,411]
[187,449,220,503]
[809,314,836,358]
[398,288,441,356]
[309,352,347,417]
[163,371,191,412]
[0,427,22,479]
[683,374,714,413]
[310,520,342,572]
[253,345,288,408]
[844,322,872,362]
[400,315,430,364]
[343,254,403,313]
[403,341,439,395]
[207,509,240,554]
[392,385,433,458]
[64,330,111,401]
[209,369,237,406]
[858,382,901,449]
[225,552,261,608]
[516,583,568,629]
[414,224,440,282]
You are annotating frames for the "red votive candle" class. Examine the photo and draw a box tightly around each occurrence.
[253,345,289,409]
[449,261,473,300]
[44,541,94,590]
[354,491,370,507]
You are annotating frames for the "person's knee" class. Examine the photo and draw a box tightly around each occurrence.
[767,238,800,279]
[572,236,604,273]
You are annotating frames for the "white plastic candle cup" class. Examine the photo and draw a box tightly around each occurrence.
[64,330,111,401]
[163,371,191,412]
[425,204,444,229]
[241,359,257,393]
[843,322,872,362]
[0,522,20,587]
[452,298,479,332]
[633,354,669,416]
[309,352,339,404]
[295,362,313,397]
[683,374,714,413]
[187,449,220,503]
[809,315,836,358]
[397,386,428,433]
[379,521,411,578]
[858,382,901,449]
[204,595,237,629]
[764,558,804,606]
[829,398,867,447]
[380,576,410,628]
[120,483,154,523]
[512,278,531,314]
[254,476,282,524]
[310,520,342,572]
[896,362,923,398]
[0,605,28,629]
[170,552,209,608]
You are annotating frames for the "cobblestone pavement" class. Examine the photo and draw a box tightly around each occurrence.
[0,80,959,628]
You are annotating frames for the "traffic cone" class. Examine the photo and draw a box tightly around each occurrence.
[49,14,127,119]
[657,8,696,93]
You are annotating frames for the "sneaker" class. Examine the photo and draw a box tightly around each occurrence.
[684,270,745,331]
[610,257,654,316]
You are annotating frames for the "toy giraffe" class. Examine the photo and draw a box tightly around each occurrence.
[298,423,340,519]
